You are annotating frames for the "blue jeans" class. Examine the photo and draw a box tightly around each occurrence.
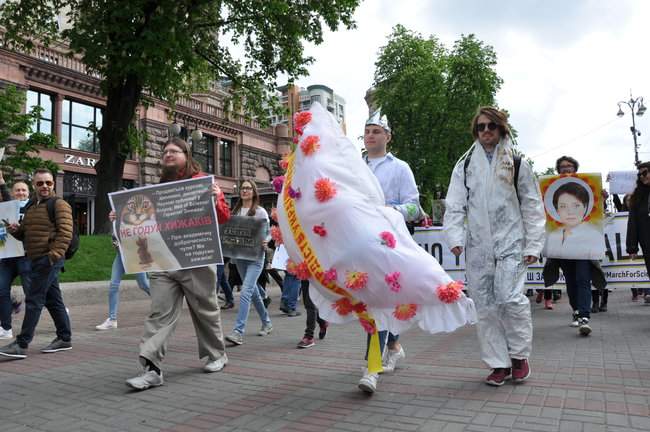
[281,273,301,311]
[216,264,234,303]
[17,256,70,348]
[559,259,591,319]
[233,258,271,335]
[108,255,150,320]
[0,257,31,331]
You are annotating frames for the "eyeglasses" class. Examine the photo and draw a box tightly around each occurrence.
[638,170,649,178]
[476,122,498,132]
[163,149,184,155]
[36,181,54,187]
[240,186,253,191]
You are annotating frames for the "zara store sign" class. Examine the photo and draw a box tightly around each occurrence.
[64,154,97,167]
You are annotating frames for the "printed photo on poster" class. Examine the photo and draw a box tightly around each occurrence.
[0,200,25,259]
[109,176,223,273]
[219,215,267,261]
[540,173,605,260]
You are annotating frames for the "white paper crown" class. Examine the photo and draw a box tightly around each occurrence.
[365,109,391,133]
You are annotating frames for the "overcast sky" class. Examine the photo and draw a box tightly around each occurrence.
[296,0,649,180]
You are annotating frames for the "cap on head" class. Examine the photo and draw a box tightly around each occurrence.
[365,109,391,133]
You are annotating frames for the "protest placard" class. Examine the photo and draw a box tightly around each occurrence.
[219,215,267,261]
[109,176,223,273]
[0,200,25,259]
[608,171,637,195]
[540,173,605,260]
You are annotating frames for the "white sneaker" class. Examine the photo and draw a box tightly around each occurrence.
[204,354,228,373]
[0,328,13,339]
[258,323,273,336]
[578,318,592,336]
[95,319,117,330]
[382,346,406,373]
[358,369,379,394]
[126,368,163,390]
[570,311,579,327]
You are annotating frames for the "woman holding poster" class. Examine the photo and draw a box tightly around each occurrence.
[225,180,273,346]
[540,158,605,336]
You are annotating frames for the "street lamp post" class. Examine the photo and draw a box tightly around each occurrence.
[617,92,646,167]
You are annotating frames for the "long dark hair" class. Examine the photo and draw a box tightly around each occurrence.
[470,106,512,140]
[630,161,650,209]
[232,180,260,216]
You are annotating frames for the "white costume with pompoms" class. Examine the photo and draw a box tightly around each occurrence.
[276,103,476,351]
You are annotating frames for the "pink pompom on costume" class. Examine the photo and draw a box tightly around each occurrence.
[276,103,476,350]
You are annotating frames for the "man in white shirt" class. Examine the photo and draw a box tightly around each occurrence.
[358,110,422,394]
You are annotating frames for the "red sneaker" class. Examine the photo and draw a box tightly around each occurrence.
[535,292,543,304]
[511,358,530,383]
[485,368,511,386]
[318,322,328,340]
[544,299,553,310]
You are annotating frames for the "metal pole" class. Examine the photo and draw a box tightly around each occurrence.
[631,104,639,166]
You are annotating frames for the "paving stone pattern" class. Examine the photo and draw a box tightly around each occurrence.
[1,288,650,432]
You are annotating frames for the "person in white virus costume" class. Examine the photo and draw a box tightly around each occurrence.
[275,102,477,395]
[443,106,545,387]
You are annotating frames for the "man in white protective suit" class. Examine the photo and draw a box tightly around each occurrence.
[443,106,545,387]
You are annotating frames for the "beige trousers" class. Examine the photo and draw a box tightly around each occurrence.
[139,266,226,368]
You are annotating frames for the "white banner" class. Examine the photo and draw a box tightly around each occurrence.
[0,201,25,259]
[414,211,649,290]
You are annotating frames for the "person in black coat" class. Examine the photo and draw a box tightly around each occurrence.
[626,161,650,302]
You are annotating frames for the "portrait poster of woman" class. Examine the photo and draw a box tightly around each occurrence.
[540,173,605,260]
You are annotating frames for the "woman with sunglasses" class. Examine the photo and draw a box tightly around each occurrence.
[225,180,273,345]
[626,162,650,302]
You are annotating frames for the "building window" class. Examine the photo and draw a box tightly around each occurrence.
[219,138,233,177]
[61,99,103,153]
[26,90,54,134]
[193,134,215,174]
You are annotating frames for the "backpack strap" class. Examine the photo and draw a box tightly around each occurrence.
[463,146,475,195]
[46,197,59,225]
[513,154,521,201]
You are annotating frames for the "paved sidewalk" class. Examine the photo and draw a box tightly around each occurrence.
[1,289,650,432]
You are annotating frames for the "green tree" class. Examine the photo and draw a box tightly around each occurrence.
[373,25,503,197]
[0,85,59,180]
[0,0,360,232]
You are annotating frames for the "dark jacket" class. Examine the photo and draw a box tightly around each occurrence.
[626,185,650,254]
[12,196,73,262]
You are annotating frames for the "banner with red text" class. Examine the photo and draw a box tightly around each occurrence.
[109,176,223,273]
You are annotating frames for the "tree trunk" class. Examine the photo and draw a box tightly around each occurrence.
[94,75,143,234]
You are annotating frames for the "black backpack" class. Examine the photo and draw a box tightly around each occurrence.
[25,197,80,260]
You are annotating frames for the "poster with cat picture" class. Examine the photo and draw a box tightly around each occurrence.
[0,200,25,259]
[109,176,223,273]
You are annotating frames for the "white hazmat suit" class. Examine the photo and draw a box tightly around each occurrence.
[444,138,545,368]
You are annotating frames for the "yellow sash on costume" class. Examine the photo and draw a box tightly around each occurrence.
[283,152,383,373]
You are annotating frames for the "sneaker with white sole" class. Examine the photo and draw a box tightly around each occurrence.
[258,323,273,336]
[570,311,579,327]
[95,318,117,330]
[578,317,592,336]
[358,369,379,394]
[126,368,163,390]
[0,340,27,359]
[204,355,228,373]
[41,338,72,353]
[225,331,244,345]
[382,346,406,373]
[0,328,13,339]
